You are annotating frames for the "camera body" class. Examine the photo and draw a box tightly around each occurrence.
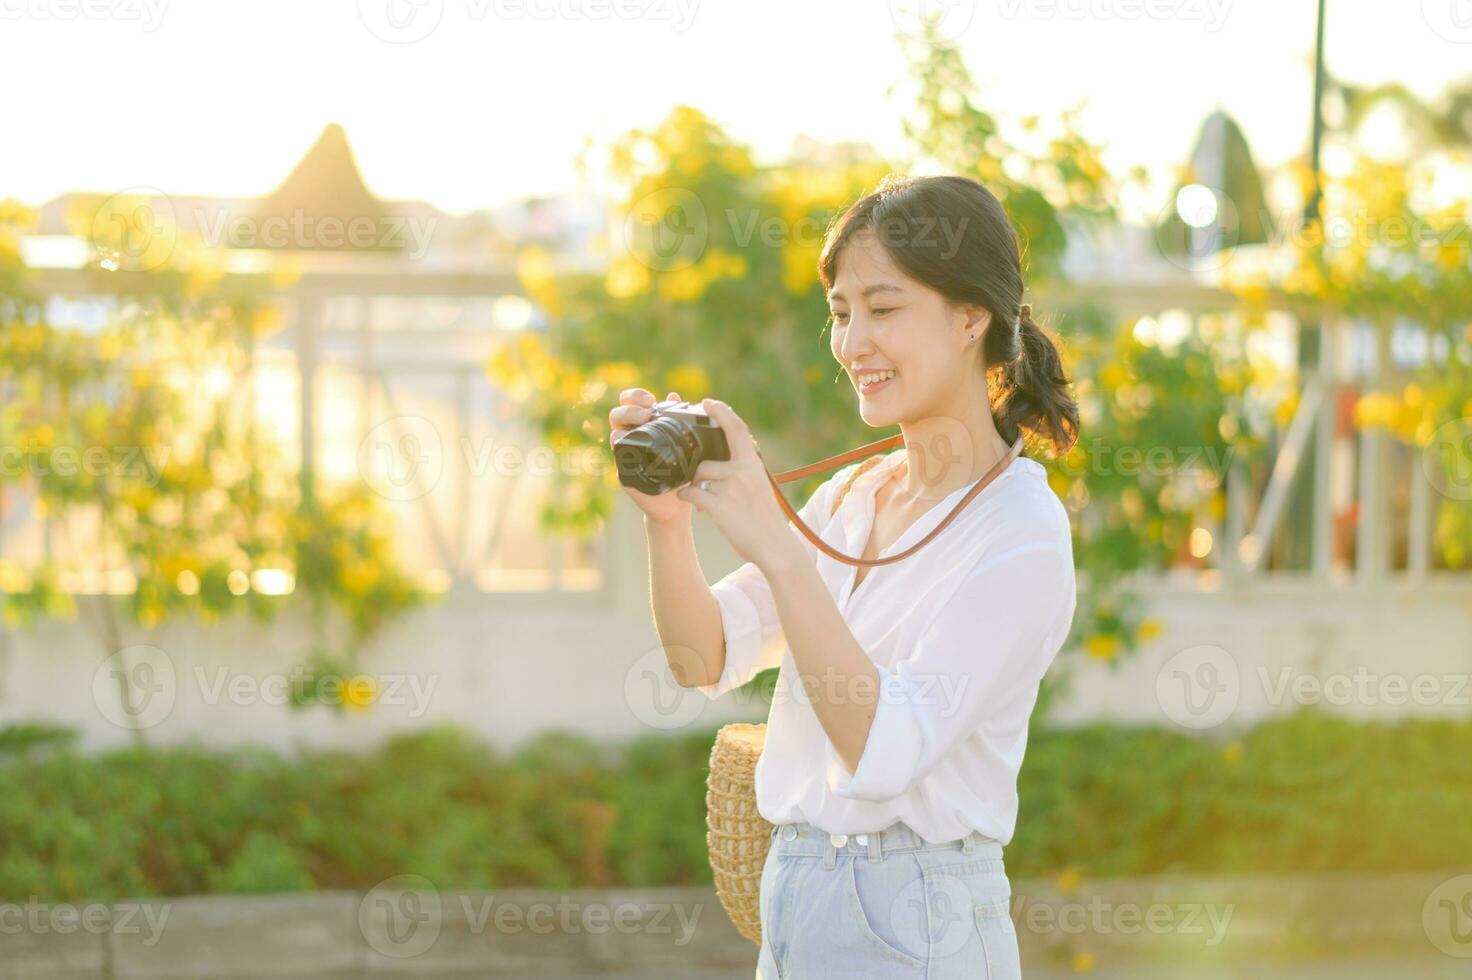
[614,399,731,495]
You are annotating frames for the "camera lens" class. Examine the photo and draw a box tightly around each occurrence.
[615,415,701,494]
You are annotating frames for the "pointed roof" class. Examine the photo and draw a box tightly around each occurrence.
[1156,110,1273,260]
[251,124,402,251]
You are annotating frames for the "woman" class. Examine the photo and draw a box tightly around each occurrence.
[609,174,1078,978]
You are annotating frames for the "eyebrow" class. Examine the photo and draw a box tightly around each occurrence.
[828,283,903,303]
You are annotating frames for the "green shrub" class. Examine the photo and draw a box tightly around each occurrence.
[1,709,1469,902]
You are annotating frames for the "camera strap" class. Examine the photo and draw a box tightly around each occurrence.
[762,434,1026,568]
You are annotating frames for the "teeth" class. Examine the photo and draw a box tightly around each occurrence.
[857,369,897,386]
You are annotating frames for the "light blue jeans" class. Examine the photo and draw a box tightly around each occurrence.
[755,819,1021,979]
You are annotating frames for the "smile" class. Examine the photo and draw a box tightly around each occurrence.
[855,369,897,394]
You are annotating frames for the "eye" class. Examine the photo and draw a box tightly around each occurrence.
[829,310,850,326]
[870,307,894,317]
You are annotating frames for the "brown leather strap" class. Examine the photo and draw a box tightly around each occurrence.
[760,435,1026,568]
[830,455,888,516]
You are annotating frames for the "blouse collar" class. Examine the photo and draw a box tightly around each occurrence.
[835,446,1032,550]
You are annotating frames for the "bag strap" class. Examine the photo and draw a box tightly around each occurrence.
[830,455,888,519]
[760,435,1026,568]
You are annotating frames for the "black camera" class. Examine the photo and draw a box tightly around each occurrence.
[614,399,731,495]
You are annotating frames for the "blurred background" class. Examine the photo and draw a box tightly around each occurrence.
[1,1,1470,977]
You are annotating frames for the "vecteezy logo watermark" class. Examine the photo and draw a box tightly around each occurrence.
[360,875,443,959]
[623,187,709,272]
[93,644,178,730]
[887,874,976,962]
[0,901,171,947]
[192,207,437,259]
[624,645,974,731]
[358,876,705,960]
[1155,185,1245,272]
[357,418,610,503]
[357,0,445,43]
[1155,647,1472,730]
[1424,417,1472,502]
[1423,874,1472,958]
[1054,440,1232,479]
[359,416,444,503]
[1422,0,1472,44]
[890,0,976,43]
[625,645,712,730]
[0,0,168,31]
[1155,644,1239,730]
[92,646,439,727]
[193,667,439,717]
[88,187,177,273]
[1259,667,1471,710]
[0,443,169,485]
[996,0,1231,31]
[357,0,698,43]
[1013,895,1235,947]
[726,209,971,264]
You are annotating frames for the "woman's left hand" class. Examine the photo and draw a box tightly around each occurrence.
[677,399,800,571]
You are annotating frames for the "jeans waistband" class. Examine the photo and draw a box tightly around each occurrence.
[769,820,1003,867]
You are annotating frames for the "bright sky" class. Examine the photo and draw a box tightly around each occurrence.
[1,0,1466,216]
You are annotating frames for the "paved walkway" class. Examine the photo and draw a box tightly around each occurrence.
[533,959,1462,979]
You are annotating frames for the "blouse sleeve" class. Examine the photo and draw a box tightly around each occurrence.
[823,536,1076,802]
[692,465,853,699]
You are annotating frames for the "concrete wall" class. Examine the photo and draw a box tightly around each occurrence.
[2,498,1470,754]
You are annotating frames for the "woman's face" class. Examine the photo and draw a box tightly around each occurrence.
[827,229,989,429]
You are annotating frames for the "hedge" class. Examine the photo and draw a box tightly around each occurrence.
[2,710,1470,902]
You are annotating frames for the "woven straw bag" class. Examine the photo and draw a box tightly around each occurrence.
[704,459,884,945]
[705,722,772,945]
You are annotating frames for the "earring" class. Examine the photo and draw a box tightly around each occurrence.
[967,335,976,346]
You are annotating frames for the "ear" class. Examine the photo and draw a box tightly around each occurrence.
[955,304,992,347]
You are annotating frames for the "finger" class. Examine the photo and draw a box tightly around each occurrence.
[675,483,715,512]
[666,391,681,403]
[610,404,654,428]
[702,398,757,461]
[620,387,656,407]
[692,459,738,481]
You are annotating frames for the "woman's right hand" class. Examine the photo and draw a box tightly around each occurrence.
[609,387,694,525]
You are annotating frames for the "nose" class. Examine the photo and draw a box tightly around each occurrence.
[835,315,874,369]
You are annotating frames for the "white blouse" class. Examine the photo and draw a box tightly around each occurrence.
[695,447,1076,845]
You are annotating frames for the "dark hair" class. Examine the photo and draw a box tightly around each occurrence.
[818,174,1079,457]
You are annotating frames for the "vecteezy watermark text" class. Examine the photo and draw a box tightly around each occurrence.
[0,0,168,31]
[358,875,704,959]
[0,901,171,946]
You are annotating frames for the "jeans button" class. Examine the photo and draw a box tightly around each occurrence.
[830,834,848,848]
[854,834,868,846]
[783,825,798,841]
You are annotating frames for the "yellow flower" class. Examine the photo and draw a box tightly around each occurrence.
[1055,867,1082,894]
[604,253,651,299]
[1073,952,1097,973]
[341,675,377,710]
[663,363,710,399]
[1353,393,1398,431]
[1208,490,1227,522]
[1223,741,1244,766]
[340,559,381,596]
[0,560,30,592]
[1083,634,1119,662]
[1136,618,1163,642]
[1272,391,1300,428]
[595,360,642,393]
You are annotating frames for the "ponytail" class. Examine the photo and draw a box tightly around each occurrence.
[994,304,1079,457]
